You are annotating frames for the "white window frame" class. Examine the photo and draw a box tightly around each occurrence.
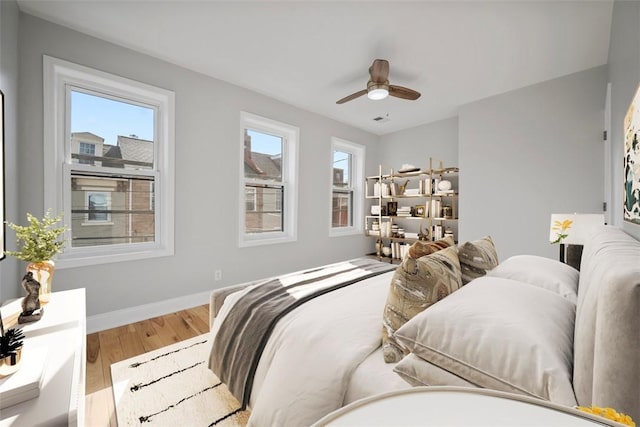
[329,137,364,237]
[43,55,175,268]
[239,112,298,247]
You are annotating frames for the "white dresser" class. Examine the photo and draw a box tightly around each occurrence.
[1,289,86,426]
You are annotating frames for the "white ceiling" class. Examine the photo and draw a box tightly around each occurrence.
[17,0,613,135]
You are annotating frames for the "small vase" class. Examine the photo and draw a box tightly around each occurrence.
[26,260,55,305]
[0,347,22,378]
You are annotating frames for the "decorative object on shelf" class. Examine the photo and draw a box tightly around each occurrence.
[398,179,410,195]
[437,180,452,192]
[418,223,430,241]
[387,202,398,216]
[414,205,425,217]
[5,210,66,305]
[444,227,454,239]
[399,164,420,173]
[0,323,24,377]
[375,240,383,257]
[18,272,43,324]
[576,405,635,426]
[442,205,453,219]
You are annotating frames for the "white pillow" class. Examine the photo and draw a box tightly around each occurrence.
[486,255,578,304]
[393,353,476,388]
[393,276,577,407]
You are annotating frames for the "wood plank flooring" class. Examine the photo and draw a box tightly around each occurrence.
[85,304,210,427]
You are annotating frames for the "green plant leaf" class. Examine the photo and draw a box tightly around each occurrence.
[4,210,67,263]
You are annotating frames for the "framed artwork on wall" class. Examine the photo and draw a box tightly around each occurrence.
[624,83,640,225]
[0,90,4,260]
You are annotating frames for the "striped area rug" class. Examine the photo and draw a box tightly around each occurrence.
[111,335,250,426]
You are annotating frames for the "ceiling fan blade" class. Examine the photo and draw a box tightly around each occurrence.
[389,85,421,100]
[369,59,389,83]
[336,89,367,104]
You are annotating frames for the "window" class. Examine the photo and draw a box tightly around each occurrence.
[86,191,110,222]
[44,56,175,268]
[240,112,298,246]
[78,142,96,165]
[329,138,364,236]
[245,187,257,212]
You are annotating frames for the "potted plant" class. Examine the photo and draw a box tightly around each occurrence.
[5,210,66,304]
[0,326,24,377]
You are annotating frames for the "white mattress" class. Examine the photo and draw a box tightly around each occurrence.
[343,347,411,405]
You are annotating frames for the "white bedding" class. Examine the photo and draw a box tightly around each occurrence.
[210,268,408,426]
[343,347,411,405]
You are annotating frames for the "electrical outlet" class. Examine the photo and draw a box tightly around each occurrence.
[214,270,222,281]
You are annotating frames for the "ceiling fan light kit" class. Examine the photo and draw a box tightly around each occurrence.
[367,85,389,100]
[337,59,421,104]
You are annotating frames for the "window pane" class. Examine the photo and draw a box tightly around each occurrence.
[333,150,351,187]
[88,192,109,221]
[71,174,155,247]
[332,191,352,227]
[70,90,155,170]
[244,129,282,181]
[245,187,256,211]
[245,184,283,233]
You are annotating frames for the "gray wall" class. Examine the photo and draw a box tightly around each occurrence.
[8,6,637,317]
[378,117,458,170]
[458,66,607,260]
[608,0,640,240]
[16,14,379,316]
[0,0,20,302]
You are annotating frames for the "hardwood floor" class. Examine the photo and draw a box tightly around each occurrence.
[85,304,210,426]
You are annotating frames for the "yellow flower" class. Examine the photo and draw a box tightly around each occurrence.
[551,219,573,245]
[576,405,636,427]
[552,219,573,232]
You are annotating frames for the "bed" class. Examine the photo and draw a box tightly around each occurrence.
[208,226,640,426]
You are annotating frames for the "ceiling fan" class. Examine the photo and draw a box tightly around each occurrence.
[336,59,421,104]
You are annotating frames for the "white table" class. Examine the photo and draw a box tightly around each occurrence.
[0,289,86,426]
[313,387,626,426]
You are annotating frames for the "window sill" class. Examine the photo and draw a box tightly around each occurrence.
[55,245,174,269]
[329,227,363,237]
[239,234,297,248]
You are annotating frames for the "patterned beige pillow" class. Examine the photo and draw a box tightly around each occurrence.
[408,236,455,259]
[381,246,462,363]
[458,236,498,285]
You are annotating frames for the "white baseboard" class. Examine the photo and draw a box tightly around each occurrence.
[86,290,211,334]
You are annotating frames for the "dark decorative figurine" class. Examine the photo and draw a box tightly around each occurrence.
[18,272,43,324]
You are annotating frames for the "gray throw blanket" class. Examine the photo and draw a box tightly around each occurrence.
[209,258,395,408]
